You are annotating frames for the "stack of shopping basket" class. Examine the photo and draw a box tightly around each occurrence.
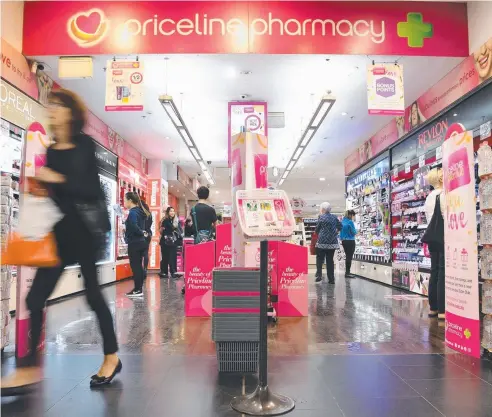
[212,268,260,372]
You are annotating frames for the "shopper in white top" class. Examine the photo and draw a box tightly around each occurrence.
[423,168,446,320]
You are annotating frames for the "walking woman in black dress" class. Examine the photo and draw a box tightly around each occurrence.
[1,89,120,395]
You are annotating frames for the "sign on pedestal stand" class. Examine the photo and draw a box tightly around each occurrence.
[230,189,295,416]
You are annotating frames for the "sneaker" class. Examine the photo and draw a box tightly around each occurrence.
[159,273,169,278]
[345,273,355,278]
[315,276,322,284]
[126,289,143,298]
[328,278,335,284]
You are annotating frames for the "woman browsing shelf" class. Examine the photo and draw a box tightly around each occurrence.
[341,210,357,278]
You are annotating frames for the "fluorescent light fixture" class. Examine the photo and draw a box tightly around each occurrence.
[178,127,193,147]
[300,128,315,147]
[319,177,326,181]
[189,147,200,160]
[293,147,304,161]
[159,94,215,184]
[277,94,336,186]
[311,102,331,127]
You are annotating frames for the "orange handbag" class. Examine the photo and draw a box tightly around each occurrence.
[2,232,60,268]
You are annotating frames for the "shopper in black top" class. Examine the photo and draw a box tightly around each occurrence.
[140,199,153,278]
[159,206,182,278]
[1,89,120,395]
[191,186,217,244]
[184,217,194,238]
[124,192,148,297]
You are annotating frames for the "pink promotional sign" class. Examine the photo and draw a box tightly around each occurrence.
[276,242,308,317]
[22,2,468,56]
[345,36,492,175]
[184,242,215,317]
[442,131,480,358]
[83,110,109,148]
[370,119,398,156]
[216,223,232,268]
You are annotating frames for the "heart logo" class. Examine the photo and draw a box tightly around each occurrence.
[67,9,109,48]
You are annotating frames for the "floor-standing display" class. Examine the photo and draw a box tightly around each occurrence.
[346,157,391,284]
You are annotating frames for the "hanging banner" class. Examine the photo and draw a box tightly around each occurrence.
[22,2,469,57]
[105,60,144,111]
[442,131,480,358]
[367,63,404,115]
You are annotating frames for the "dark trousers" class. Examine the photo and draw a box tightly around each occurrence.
[128,241,147,291]
[25,248,118,365]
[316,248,336,280]
[342,240,356,274]
[428,243,445,314]
[160,244,177,275]
[142,241,150,275]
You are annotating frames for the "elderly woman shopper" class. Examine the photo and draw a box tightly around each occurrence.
[315,202,342,284]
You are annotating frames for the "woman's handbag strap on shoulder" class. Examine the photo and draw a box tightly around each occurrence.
[421,194,444,247]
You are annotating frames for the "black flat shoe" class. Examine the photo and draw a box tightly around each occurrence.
[1,381,40,397]
[90,360,122,388]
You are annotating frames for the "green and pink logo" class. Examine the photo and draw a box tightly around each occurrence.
[397,13,433,48]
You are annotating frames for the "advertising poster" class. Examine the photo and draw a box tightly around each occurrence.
[367,64,404,115]
[276,242,308,317]
[105,60,144,112]
[184,241,214,317]
[215,223,232,268]
[443,131,480,358]
[228,102,267,167]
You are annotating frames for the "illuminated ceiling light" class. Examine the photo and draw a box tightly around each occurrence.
[273,167,279,177]
[159,94,215,185]
[277,94,336,187]
[319,177,326,181]
[341,112,348,116]
[278,178,285,186]
[189,147,200,160]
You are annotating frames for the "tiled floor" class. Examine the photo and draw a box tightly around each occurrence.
[2,273,492,416]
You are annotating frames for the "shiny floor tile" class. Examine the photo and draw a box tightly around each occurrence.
[2,272,492,417]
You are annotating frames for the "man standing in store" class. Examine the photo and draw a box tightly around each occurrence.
[315,202,342,284]
[182,185,217,295]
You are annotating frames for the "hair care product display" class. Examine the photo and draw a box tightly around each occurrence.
[346,158,391,265]
[0,120,23,349]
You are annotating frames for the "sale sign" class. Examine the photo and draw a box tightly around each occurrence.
[22,2,469,56]
[442,131,480,358]
[105,60,144,111]
[367,63,404,115]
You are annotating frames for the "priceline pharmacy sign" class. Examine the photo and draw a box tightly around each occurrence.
[23,1,469,56]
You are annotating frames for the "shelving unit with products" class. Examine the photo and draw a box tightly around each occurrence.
[346,158,391,266]
[0,120,23,349]
[303,217,317,264]
[390,149,441,294]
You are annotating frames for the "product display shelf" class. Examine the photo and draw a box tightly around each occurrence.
[478,143,492,353]
[0,121,23,349]
[347,173,391,265]
[390,157,436,294]
[303,217,317,264]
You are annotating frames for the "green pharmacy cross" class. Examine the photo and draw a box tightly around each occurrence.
[397,13,434,48]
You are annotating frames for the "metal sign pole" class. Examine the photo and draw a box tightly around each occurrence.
[230,240,295,416]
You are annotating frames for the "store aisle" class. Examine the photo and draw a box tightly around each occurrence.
[2,274,492,417]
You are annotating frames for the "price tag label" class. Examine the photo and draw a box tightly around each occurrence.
[393,166,398,178]
[480,121,491,141]
[435,146,442,160]
[405,162,411,173]
[419,155,426,168]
